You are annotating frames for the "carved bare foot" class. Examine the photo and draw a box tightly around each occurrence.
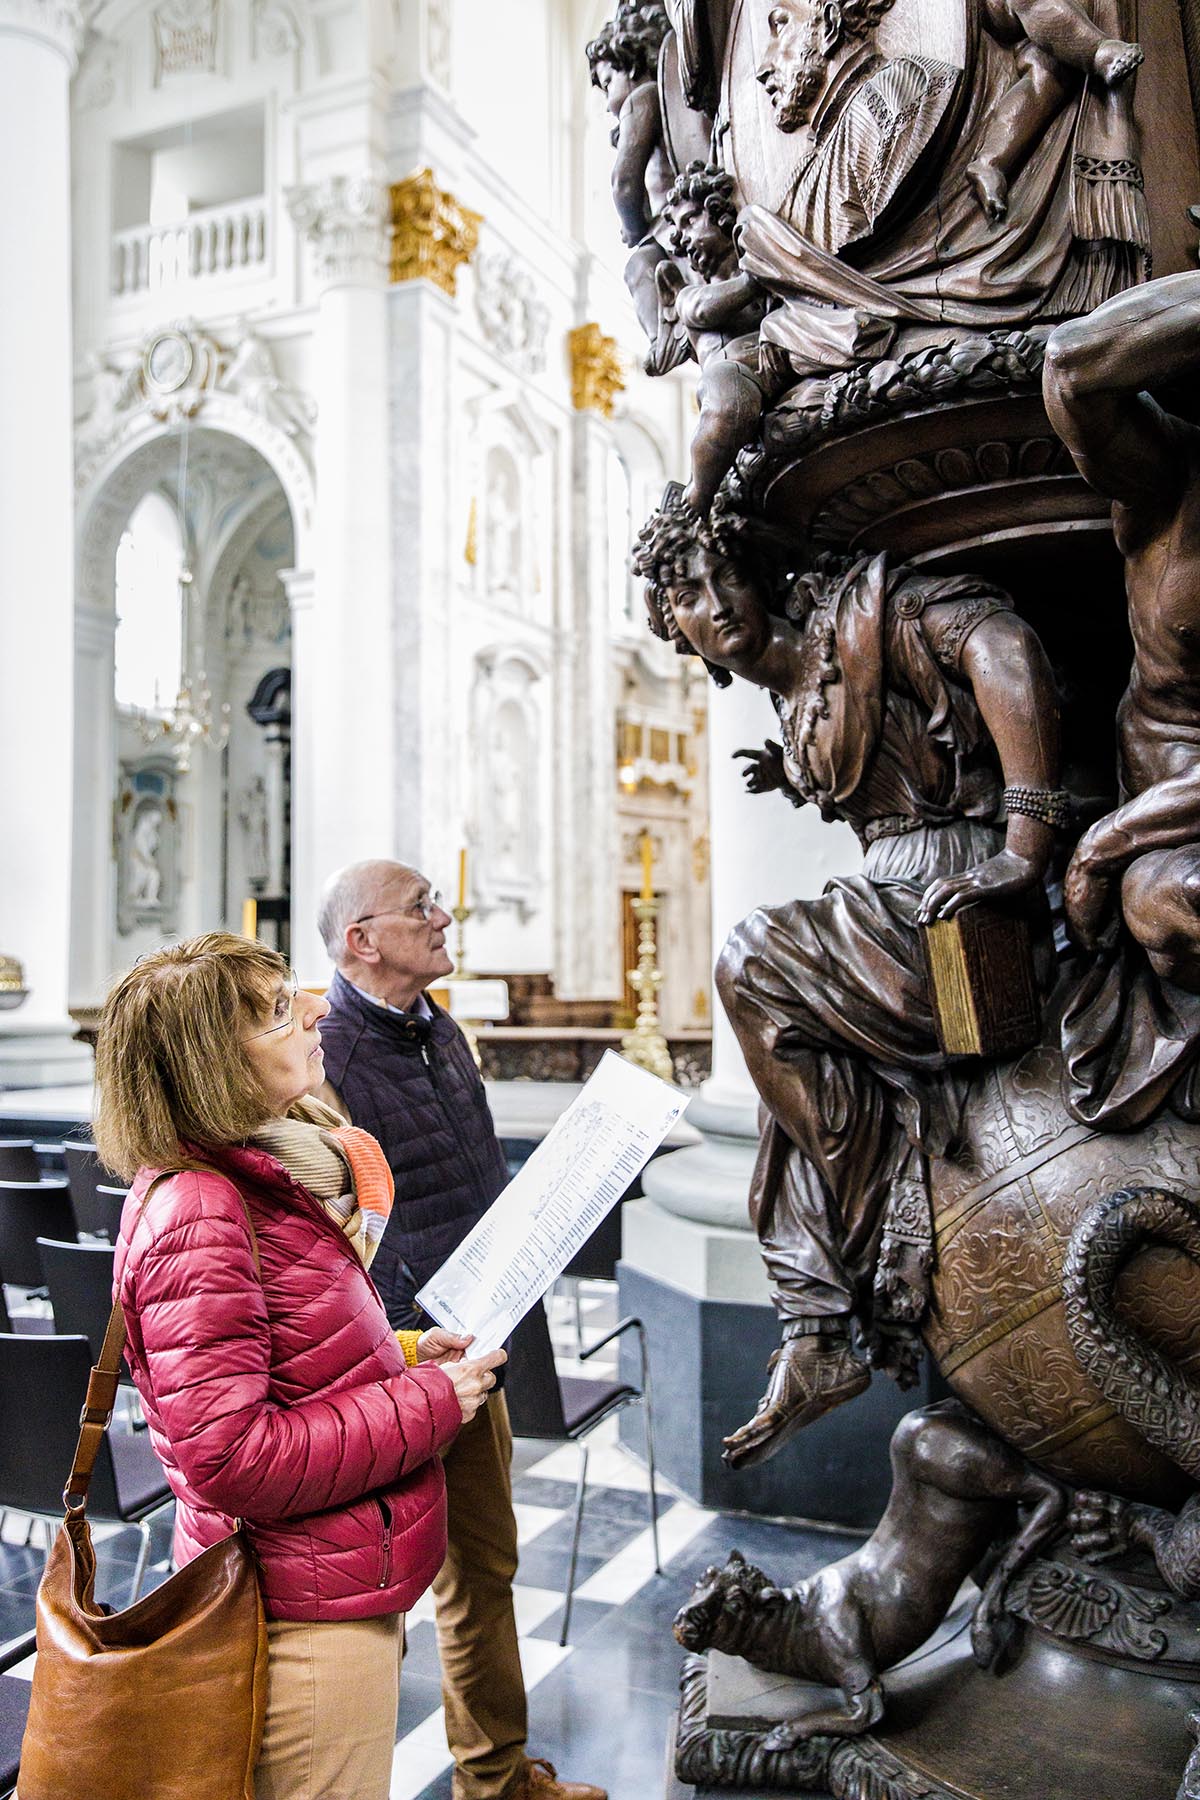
[722,1336,870,1470]
[966,159,1008,224]
[1093,38,1144,86]
[1069,1489,1133,1562]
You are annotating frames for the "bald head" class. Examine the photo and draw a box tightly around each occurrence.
[318,860,417,966]
[317,858,453,1009]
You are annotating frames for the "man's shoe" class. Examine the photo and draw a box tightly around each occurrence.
[721,1334,870,1470]
[511,1755,607,1800]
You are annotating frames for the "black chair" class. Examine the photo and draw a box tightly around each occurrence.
[0,1181,76,1289]
[0,1143,38,1184]
[37,1238,118,1362]
[0,1334,171,1598]
[0,1629,35,1800]
[63,1141,121,1238]
[504,1305,660,1644]
[89,1185,129,1246]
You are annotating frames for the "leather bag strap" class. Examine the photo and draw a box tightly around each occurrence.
[63,1169,262,1513]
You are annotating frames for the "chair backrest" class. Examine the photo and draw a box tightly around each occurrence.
[0,1141,39,1184]
[503,1303,569,1440]
[92,1185,129,1244]
[63,1140,118,1237]
[0,1180,77,1287]
[0,1333,122,1516]
[37,1237,116,1359]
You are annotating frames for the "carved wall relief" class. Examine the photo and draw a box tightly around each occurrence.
[152,0,217,82]
[469,649,543,921]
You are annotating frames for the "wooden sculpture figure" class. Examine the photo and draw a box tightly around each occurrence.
[632,488,1063,1468]
[1045,271,1200,1131]
[674,1403,1067,1741]
[969,0,1143,222]
[586,2,677,362]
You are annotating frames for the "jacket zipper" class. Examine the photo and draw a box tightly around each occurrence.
[377,1496,393,1589]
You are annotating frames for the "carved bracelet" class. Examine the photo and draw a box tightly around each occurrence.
[1003,785,1073,830]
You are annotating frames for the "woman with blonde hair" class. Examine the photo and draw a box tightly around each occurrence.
[94,931,504,1800]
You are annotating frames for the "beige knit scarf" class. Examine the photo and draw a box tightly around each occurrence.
[250,1097,394,1269]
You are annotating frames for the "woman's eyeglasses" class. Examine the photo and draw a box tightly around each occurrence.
[244,969,301,1041]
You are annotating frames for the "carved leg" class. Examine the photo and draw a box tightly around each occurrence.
[1071,1490,1200,1599]
[721,1320,870,1470]
[1121,847,1200,992]
[971,1465,1069,1670]
[966,45,1075,222]
[762,1679,885,1749]
[684,357,766,517]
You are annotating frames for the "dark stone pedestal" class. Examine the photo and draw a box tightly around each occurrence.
[617,1260,939,1527]
[667,1573,1200,1799]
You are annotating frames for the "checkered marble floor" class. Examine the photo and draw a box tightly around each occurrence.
[0,1282,858,1800]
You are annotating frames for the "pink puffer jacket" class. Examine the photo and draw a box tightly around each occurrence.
[114,1145,463,1621]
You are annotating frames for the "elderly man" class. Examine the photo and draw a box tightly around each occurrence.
[316,860,605,1800]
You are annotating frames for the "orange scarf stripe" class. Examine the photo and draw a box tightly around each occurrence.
[325,1126,394,1220]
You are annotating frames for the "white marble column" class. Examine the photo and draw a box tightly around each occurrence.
[285,177,394,979]
[0,2,91,1083]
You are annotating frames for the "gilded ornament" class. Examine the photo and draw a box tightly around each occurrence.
[568,323,624,417]
[389,169,480,298]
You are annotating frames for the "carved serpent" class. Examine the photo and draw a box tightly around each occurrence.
[1062,1187,1200,1482]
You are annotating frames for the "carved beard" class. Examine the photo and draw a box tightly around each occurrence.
[772,34,831,132]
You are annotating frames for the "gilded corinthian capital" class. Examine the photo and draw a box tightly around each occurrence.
[285,174,390,288]
[569,323,625,417]
[389,168,480,297]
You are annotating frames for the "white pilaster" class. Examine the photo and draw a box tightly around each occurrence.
[286,177,394,980]
[0,2,83,1053]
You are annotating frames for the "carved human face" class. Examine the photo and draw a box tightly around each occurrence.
[667,199,734,280]
[596,57,636,117]
[756,1,838,131]
[664,546,772,671]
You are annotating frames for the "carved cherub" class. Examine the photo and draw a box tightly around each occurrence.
[656,161,775,514]
[586,3,678,364]
[968,0,1142,223]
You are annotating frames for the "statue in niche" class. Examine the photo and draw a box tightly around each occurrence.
[221,319,316,438]
[586,3,681,364]
[128,803,165,907]
[238,775,270,895]
[632,485,1064,1467]
[484,449,522,599]
[1045,271,1200,1131]
[969,0,1142,222]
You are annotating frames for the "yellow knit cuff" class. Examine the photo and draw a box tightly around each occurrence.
[396,1330,422,1367]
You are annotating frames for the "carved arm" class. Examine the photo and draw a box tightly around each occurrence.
[1043,272,1200,507]
[611,83,660,245]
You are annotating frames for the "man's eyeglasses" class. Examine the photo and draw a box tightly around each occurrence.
[244,969,301,1041]
[354,889,445,926]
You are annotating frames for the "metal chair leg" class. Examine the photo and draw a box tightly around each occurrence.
[573,1279,584,1360]
[559,1441,590,1647]
[130,1519,152,1601]
[641,1389,661,1576]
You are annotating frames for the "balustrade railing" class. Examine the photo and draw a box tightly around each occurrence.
[110,197,268,296]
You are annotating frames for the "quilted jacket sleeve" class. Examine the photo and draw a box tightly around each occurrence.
[124,1194,463,1523]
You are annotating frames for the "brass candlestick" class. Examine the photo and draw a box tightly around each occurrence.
[449,902,481,1070]
[621,896,674,1083]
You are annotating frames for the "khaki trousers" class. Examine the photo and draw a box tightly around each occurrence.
[432,1390,528,1800]
[254,1611,402,1800]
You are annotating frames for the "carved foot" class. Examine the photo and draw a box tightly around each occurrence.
[762,1680,884,1747]
[722,1335,870,1470]
[1069,1489,1133,1562]
[966,159,1008,224]
[1093,38,1144,86]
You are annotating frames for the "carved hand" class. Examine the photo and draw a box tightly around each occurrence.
[917,848,1043,924]
[1063,833,1119,951]
[734,740,789,796]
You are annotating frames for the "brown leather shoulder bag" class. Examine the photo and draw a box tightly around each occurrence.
[18,1175,268,1800]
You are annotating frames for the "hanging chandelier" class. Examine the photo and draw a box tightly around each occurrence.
[132,408,229,774]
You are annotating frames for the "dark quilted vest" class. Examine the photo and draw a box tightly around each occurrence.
[318,971,510,1332]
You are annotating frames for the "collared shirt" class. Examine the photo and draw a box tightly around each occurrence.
[348,979,432,1021]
